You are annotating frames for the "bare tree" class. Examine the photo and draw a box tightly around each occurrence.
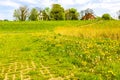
[13,6,29,21]
[13,9,21,21]
[80,10,85,19]
[85,8,94,15]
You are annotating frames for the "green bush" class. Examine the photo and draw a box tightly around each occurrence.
[102,13,112,20]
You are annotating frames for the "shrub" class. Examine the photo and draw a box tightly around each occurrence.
[102,13,112,20]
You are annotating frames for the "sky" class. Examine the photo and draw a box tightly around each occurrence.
[0,0,120,20]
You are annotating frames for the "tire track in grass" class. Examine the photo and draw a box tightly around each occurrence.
[31,61,36,69]
[0,61,74,79]
[39,63,53,78]
[0,62,32,80]
[4,73,8,80]
[13,74,15,80]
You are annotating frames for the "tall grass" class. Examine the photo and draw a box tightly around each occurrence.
[55,26,120,40]
[54,20,120,40]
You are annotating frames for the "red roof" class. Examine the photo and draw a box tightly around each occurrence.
[81,13,95,20]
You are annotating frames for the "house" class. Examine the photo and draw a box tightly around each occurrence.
[81,13,95,20]
[39,12,43,20]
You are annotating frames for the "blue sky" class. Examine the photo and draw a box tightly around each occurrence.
[0,0,120,20]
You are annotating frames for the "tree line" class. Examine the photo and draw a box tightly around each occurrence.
[13,4,120,21]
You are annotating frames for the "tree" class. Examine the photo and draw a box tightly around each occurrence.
[117,10,120,20]
[102,13,111,20]
[42,7,51,20]
[85,8,94,15]
[13,6,29,21]
[4,19,9,21]
[29,8,38,21]
[65,8,79,20]
[65,9,70,20]
[80,10,85,19]
[50,4,65,20]
[13,9,21,21]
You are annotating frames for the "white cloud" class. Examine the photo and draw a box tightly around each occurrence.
[75,0,90,4]
[0,9,15,20]
[100,2,120,11]
[0,0,20,8]
[100,2,120,17]
[57,0,90,6]
[100,0,120,3]
[19,0,38,4]
[0,13,5,20]
[39,0,53,7]
[58,0,75,5]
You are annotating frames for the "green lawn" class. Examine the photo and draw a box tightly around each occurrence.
[0,20,120,80]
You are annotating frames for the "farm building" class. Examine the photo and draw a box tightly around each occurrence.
[81,13,95,20]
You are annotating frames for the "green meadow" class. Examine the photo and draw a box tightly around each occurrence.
[0,20,120,80]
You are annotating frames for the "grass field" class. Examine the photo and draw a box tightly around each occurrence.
[0,20,120,80]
